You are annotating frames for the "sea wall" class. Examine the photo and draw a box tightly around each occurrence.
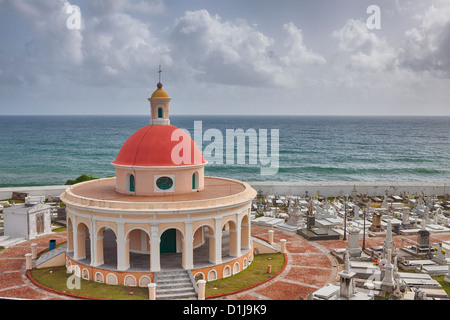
[247,181,450,198]
[0,185,67,201]
[1,181,449,201]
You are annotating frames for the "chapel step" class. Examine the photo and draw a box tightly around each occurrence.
[155,270,197,300]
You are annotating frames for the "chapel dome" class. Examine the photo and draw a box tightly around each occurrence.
[150,82,170,99]
[112,124,206,167]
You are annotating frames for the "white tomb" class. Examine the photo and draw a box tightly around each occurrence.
[3,196,52,241]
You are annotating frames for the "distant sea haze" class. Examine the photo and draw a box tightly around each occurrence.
[0,115,449,187]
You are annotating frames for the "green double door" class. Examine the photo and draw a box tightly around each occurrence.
[160,229,176,253]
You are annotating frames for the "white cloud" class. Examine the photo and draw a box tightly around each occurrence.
[10,0,83,68]
[326,6,450,115]
[169,9,281,87]
[81,12,171,86]
[2,0,171,89]
[332,19,397,72]
[399,1,450,77]
[168,10,327,89]
[280,22,326,67]
[1,1,449,115]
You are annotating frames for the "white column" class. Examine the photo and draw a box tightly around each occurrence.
[268,230,274,245]
[148,283,156,300]
[213,217,223,264]
[67,221,74,253]
[183,222,194,270]
[25,253,33,270]
[72,215,78,259]
[197,280,206,300]
[92,234,104,267]
[89,218,96,266]
[280,239,287,254]
[31,243,38,259]
[150,224,160,272]
[76,227,86,260]
[116,222,129,271]
[234,214,242,257]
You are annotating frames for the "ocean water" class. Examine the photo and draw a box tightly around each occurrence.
[0,115,449,187]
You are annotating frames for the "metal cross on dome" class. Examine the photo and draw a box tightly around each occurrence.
[158,65,163,83]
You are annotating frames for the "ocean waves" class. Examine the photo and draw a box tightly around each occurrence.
[0,115,449,187]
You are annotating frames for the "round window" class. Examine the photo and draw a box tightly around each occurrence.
[156,176,173,190]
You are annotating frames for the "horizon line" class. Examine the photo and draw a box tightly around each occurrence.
[1,114,450,117]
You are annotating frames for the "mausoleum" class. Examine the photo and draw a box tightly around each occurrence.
[60,73,257,289]
[3,196,52,241]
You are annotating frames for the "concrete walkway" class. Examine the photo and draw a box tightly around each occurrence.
[0,232,71,300]
[1,228,450,300]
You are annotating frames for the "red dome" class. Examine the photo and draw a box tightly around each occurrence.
[112,125,206,167]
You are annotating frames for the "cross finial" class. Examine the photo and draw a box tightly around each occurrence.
[156,65,163,89]
[158,65,162,83]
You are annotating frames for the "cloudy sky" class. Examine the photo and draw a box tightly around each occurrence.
[0,0,449,116]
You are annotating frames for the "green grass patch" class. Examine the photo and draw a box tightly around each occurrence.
[374,292,390,300]
[206,253,285,297]
[433,275,450,296]
[30,267,148,300]
[30,253,285,300]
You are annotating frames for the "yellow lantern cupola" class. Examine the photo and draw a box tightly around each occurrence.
[148,66,171,125]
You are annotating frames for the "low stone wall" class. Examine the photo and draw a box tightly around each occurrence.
[247,181,450,198]
[66,254,155,287]
[1,181,449,201]
[0,185,67,201]
[65,249,254,288]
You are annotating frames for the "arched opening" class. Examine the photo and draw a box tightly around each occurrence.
[160,228,183,270]
[158,107,163,118]
[96,227,117,269]
[75,222,90,262]
[160,228,177,253]
[241,214,251,250]
[127,229,150,270]
[193,225,216,267]
[129,174,135,193]
[222,220,239,258]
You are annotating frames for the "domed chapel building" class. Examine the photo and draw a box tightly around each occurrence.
[60,73,257,288]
